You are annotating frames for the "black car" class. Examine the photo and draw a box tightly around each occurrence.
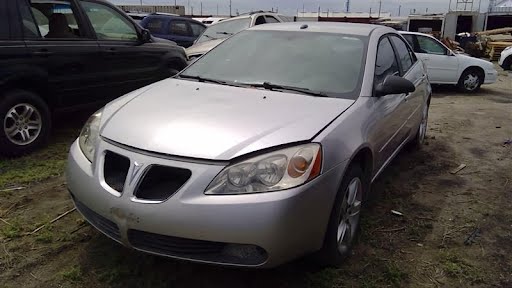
[140,14,206,48]
[0,0,188,156]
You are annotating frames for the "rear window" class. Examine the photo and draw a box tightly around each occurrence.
[196,17,251,43]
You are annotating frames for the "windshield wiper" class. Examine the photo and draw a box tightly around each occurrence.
[202,34,217,40]
[244,82,329,97]
[177,75,247,88]
[216,31,234,36]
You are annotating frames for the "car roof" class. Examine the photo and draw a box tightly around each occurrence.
[248,22,388,36]
[399,31,434,37]
[144,14,204,24]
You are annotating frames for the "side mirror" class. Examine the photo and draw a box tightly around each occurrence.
[140,29,151,43]
[375,75,416,97]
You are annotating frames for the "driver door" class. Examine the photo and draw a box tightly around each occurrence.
[80,0,162,99]
[412,35,459,83]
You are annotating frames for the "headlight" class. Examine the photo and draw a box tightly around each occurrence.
[79,109,103,162]
[205,144,322,195]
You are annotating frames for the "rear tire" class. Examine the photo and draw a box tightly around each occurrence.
[457,68,483,93]
[314,164,365,267]
[0,90,51,157]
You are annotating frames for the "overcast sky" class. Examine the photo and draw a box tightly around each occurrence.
[112,0,491,16]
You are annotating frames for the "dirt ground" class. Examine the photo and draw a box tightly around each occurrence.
[1,70,511,288]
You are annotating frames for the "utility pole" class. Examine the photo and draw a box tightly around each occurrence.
[318,5,320,17]
[187,0,190,15]
[229,0,232,17]
[378,0,382,18]
[191,6,194,15]
[369,7,372,17]
[398,5,401,16]
[216,3,218,15]
[346,0,350,13]
[140,0,142,6]
[200,2,202,15]
[302,3,305,13]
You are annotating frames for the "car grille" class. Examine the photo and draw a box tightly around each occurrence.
[73,197,121,241]
[128,229,267,266]
[103,151,130,193]
[134,165,191,201]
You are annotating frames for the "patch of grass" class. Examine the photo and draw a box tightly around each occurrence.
[0,129,77,189]
[384,262,407,287]
[60,265,82,282]
[35,227,53,243]
[1,219,22,238]
[306,268,339,288]
[440,252,485,283]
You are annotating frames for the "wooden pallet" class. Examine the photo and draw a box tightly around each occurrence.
[487,41,512,61]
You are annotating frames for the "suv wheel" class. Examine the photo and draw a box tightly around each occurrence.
[457,69,483,93]
[503,56,512,71]
[0,90,51,156]
[314,164,365,266]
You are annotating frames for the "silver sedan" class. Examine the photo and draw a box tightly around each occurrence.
[67,22,431,268]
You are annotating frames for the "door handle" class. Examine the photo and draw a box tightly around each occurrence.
[32,49,53,57]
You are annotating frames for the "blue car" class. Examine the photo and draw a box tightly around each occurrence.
[140,14,206,48]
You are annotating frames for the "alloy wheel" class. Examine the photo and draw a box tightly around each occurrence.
[463,73,480,91]
[337,177,362,254]
[418,105,429,143]
[3,103,42,146]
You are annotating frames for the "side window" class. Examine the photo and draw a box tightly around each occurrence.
[81,1,138,41]
[417,35,447,55]
[26,0,84,39]
[145,18,164,34]
[254,16,266,25]
[265,16,280,23]
[375,37,400,86]
[189,22,205,37]
[169,20,190,36]
[390,35,415,74]
[402,34,416,50]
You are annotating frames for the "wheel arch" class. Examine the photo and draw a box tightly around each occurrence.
[459,65,485,83]
[0,70,52,108]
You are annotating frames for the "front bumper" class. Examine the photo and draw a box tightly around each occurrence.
[484,68,498,84]
[66,139,345,268]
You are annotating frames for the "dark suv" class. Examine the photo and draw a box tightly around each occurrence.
[140,14,206,48]
[0,0,188,156]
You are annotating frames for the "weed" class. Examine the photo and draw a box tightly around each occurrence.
[384,262,407,287]
[306,268,339,288]
[60,265,82,282]
[1,219,22,238]
[35,228,53,243]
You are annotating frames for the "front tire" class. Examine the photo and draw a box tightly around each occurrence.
[502,56,512,71]
[457,69,483,93]
[410,98,430,149]
[314,164,365,267]
[0,90,51,157]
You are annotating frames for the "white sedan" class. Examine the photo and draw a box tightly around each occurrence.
[498,45,512,71]
[401,31,498,92]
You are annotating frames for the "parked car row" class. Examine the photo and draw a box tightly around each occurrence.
[186,11,287,59]
[0,0,187,156]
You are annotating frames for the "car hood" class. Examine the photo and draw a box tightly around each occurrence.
[100,79,354,160]
[186,39,225,56]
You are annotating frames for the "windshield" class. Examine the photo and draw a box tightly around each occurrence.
[182,30,367,99]
[195,18,251,43]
